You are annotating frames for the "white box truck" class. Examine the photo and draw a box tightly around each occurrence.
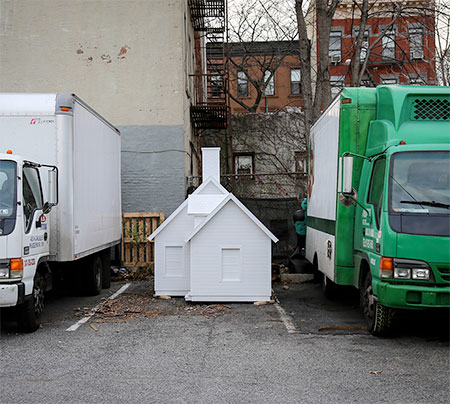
[0,93,121,332]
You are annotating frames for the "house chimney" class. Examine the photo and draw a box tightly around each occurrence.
[202,147,220,183]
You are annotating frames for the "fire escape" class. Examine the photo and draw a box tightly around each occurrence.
[188,0,228,130]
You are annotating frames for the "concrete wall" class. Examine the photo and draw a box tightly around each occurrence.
[0,0,198,215]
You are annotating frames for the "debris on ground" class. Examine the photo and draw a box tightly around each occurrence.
[154,295,171,300]
[318,325,368,332]
[89,324,98,332]
[112,266,153,281]
[75,285,233,324]
[254,300,275,306]
[369,370,382,376]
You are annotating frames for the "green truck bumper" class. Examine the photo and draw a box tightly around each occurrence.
[375,280,450,309]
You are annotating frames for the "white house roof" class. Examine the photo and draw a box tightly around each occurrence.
[187,194,227,215]
[147,177,229,241]
[185,193,279,243]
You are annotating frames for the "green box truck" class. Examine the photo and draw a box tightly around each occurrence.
[306,85,449,336]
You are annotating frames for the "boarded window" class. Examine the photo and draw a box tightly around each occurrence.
[382,29,396,60]
[409,28,423,59]
[237,71,248,97]
[329,31,342,60]
[235,154,254,175]
[221,248,241,282]
[264,70,275,96]
[165,246,183,277]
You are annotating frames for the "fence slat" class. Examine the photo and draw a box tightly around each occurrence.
[121,212,164,268]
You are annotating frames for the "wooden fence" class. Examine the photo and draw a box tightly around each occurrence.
[121,212,165,268]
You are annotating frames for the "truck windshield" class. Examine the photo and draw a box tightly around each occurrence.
[390,151,450,214]
[0,160,17,235]
[389,151,450,237]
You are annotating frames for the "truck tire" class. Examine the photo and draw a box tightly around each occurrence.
[322,274,337,299]
[101,249,111,289]
[361,271,393,337]
[312,256,321,283]
[85,254,103,296]
[18,272,44,333]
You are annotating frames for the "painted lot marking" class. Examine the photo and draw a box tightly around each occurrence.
[275,302,297,334]
[66,283,131,332]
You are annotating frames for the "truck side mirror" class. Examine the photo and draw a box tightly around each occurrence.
[342,155,354,195]
[48,169,58,205]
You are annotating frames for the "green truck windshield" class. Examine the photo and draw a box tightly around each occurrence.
[0,160,17,235]
[389,151,450,236]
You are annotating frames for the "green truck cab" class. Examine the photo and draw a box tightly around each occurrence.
[306,85,449,336]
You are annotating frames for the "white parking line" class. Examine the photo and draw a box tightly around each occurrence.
[66,283,131,332]
[275,303,297,334]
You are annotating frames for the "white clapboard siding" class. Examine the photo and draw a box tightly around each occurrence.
[148,147,278,301]
[186,197,276,302]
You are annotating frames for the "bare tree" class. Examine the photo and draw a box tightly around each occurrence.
[294,0,450,134]
[346,0,445,87]
[226,0,299,112]
[295,0,341,132]
[435,0,450,85]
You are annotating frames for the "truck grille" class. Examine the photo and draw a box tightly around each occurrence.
[435,264,450,283]
[412,98,450,121]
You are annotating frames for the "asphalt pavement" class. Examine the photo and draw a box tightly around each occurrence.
[0,279,449,404]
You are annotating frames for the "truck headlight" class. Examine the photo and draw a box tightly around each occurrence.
[412,268,430,280]
[393,259,431,281]
[394,267,411,279]
[0,267,9,279]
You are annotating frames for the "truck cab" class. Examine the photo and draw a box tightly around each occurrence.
[0,152,57,331]
[307,85,449,336]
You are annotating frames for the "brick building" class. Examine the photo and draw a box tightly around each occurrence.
[315,0,437,94]
[207,41,303,114]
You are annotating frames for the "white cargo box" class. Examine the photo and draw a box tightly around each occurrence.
[0,93,121,261]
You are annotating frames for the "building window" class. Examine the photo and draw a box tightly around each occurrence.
[360,75,375,87]
[210,73,223,98]
[329,31,342,62]
[409,28,424,59]
[264,70,275,96]
[355,29,370,60]
[234,154,254,175]
[382,29,396,60]
[290,69,301,95]
[330,76,344,97]
[382,77,398,84]
[409,75,425,85]
[237,71,248,97]
[295,151,308,176]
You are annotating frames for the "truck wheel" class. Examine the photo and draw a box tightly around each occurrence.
[18,272,44,333]
[85,254,102,296]
[101,249,111,289]
[312,256,321,283]
[322,274,337,299]
[362,272,393,337]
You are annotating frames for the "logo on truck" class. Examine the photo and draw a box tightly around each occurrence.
[30,118,54,125]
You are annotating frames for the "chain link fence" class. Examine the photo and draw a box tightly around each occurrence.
[187,173,307,262]
[188,172,306,200]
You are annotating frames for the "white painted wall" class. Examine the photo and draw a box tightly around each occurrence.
[189,200,272,302]
[0,0,189,127]
[154,204,194,296]
[0,0,200,213]
[308,97,340,221]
